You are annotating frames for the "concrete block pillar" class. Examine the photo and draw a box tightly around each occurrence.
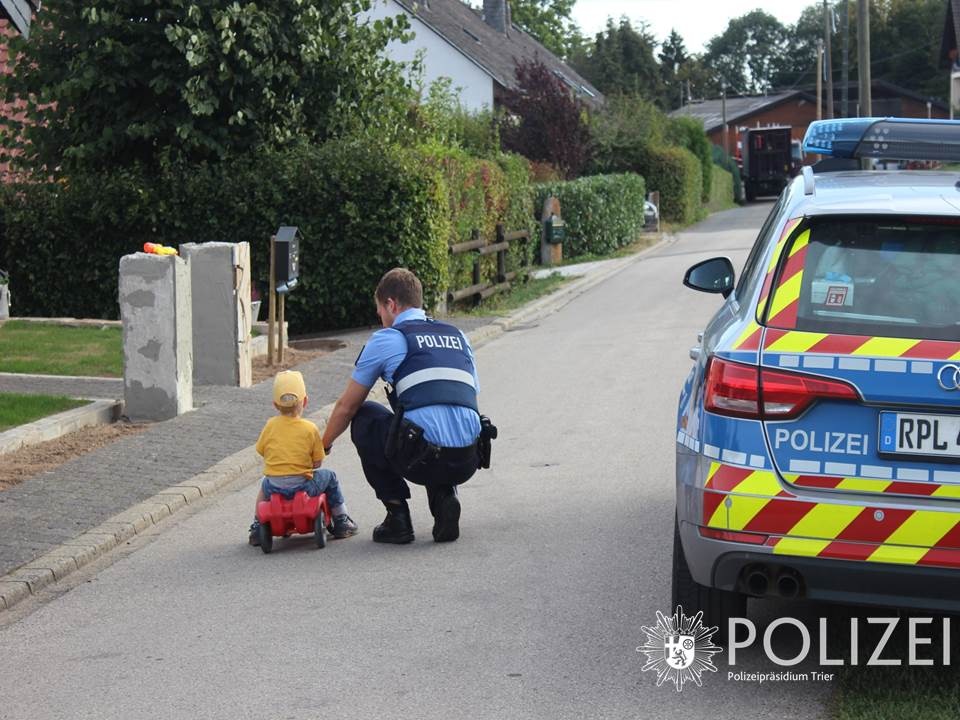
[179,242,252,388]
[119,253,193,421]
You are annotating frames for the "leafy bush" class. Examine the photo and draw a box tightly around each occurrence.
[711,144,744,204]
[707,165,735,213]
[588,95,668,175]
[640,146,702,224]
[1,140,452,332]
[419,144,534,298]
[668,116,713,203]
[0,140,535,329]
[501,59,592,179]
[534,173,647,258]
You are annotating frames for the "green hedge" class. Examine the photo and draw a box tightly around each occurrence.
[711,144,744,204]
[640,147,702,225]
[534,173,646,258]
[668,117,713,203]
[706,165,735,213]
[419,144,534,299]
[0,141,536,331]
[0,141,453,333]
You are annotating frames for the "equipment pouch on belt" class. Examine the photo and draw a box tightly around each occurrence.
[477,414,498,469]
[386,406,435,473]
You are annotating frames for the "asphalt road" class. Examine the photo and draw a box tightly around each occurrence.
[0,201,834,719]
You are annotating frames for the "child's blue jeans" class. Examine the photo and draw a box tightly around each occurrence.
[261,468,345,509]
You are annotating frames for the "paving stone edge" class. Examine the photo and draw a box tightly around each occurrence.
[0,236,669,613]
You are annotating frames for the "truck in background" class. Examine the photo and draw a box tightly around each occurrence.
[738,126,794,201]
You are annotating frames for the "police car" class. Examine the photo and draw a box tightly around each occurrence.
[674,118,960,630]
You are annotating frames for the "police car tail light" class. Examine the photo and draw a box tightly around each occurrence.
[704,358,761,419]
[760,368,860,420]
[705,358,859,420]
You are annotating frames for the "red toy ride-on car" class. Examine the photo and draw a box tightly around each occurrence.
[256,491,331,554]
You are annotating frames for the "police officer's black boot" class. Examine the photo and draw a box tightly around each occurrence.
[430,485,460,543]
[372,500,415,544]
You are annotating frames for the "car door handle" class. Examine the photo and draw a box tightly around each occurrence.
[690,346,701,361]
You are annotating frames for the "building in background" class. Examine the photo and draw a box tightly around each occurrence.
[362,0,603,112]
[671,82,948,161]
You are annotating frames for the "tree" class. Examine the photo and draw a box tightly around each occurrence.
[509,0,581,58]
[704,10,791,95]
[0,1,411,175]
[500,58,591,178]
[573,18,664,103]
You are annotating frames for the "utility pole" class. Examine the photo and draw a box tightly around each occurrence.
[841,0,850,117]
[857,0,871,117]
[824,0,834,118]
[817,39,824,121]
[721,82,728,157]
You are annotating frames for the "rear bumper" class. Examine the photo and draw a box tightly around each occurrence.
[681,522,960,614]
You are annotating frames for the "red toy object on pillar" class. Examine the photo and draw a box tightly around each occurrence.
[255,491,330,554]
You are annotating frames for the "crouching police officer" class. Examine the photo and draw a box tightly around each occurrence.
[322,268,495,544]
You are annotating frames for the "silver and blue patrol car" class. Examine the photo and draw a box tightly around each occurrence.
[674,118,960,630]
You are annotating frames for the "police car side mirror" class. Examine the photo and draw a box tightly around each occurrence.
[683,257,736,299]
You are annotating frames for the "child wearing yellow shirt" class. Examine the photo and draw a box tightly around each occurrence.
[248,371,358,545]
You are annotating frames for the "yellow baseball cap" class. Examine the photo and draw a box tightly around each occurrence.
[273,370,307,407]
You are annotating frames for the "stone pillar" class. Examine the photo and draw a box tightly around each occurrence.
[180,242,252,387]
[119,253,193,421]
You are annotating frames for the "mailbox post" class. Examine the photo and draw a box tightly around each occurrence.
[540,196,564,266]
[268,226,301,365]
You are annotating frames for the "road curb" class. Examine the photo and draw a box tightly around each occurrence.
[0,399,123,456]
[0,236,670,613]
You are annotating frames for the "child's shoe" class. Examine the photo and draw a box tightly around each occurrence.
[248,520,262,546]
[331,514,359,539]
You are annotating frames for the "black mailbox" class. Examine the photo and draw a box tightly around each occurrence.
[274,226,300,292]
[544,214,566,244]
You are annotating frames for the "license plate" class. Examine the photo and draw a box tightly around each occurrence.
[879,412,960,459]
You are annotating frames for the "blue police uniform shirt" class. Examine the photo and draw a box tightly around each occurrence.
[352,308,481,447]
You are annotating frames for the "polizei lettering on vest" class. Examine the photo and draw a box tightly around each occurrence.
[415,334,464,351]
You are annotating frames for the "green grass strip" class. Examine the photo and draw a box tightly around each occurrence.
[0,392,90,432]
[0,320,122,377]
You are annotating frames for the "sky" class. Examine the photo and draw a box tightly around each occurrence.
[570,1,808,53]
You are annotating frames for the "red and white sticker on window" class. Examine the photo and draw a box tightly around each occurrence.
[825,286,849,307]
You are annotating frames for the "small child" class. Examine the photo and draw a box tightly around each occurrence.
[248,370,358,545]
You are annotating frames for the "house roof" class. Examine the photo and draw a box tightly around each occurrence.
[671,81,949,132]
[394,0,604,107]
[669,91,811,133]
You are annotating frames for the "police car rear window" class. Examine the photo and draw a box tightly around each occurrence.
[768,218,960,341]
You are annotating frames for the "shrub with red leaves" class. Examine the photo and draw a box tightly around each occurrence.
[500,58,591,180]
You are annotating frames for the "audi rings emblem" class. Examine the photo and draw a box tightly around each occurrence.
[937,364,960,391]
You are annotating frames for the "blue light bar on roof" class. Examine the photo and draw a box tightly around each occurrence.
[802,117,960,162]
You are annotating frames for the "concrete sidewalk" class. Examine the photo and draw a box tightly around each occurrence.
[0,245,668,609]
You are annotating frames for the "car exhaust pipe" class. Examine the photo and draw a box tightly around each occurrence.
[776,569,801,599]
[745,567,769,596]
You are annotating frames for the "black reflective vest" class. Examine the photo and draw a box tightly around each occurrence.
[388,319,479,412]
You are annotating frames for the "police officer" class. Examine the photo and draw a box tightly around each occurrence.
[322,268,482,544]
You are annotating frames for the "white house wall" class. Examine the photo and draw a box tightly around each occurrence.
[361,0,494,112]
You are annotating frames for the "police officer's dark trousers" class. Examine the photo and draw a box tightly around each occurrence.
[350,402,479,502]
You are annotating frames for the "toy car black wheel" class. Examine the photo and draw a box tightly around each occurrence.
[259,522,273,554]
[314,514,327,549]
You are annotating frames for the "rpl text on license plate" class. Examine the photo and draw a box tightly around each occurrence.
[879,412,960,459]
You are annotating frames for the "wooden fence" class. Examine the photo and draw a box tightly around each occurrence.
[447,224,531,306]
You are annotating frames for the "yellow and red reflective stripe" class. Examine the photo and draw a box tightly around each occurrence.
[702,463,960,567]
[755,218,802,322]
[766,229,810,328]
[761,329,960,361]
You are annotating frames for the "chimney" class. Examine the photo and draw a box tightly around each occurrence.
[483,0,510,34]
